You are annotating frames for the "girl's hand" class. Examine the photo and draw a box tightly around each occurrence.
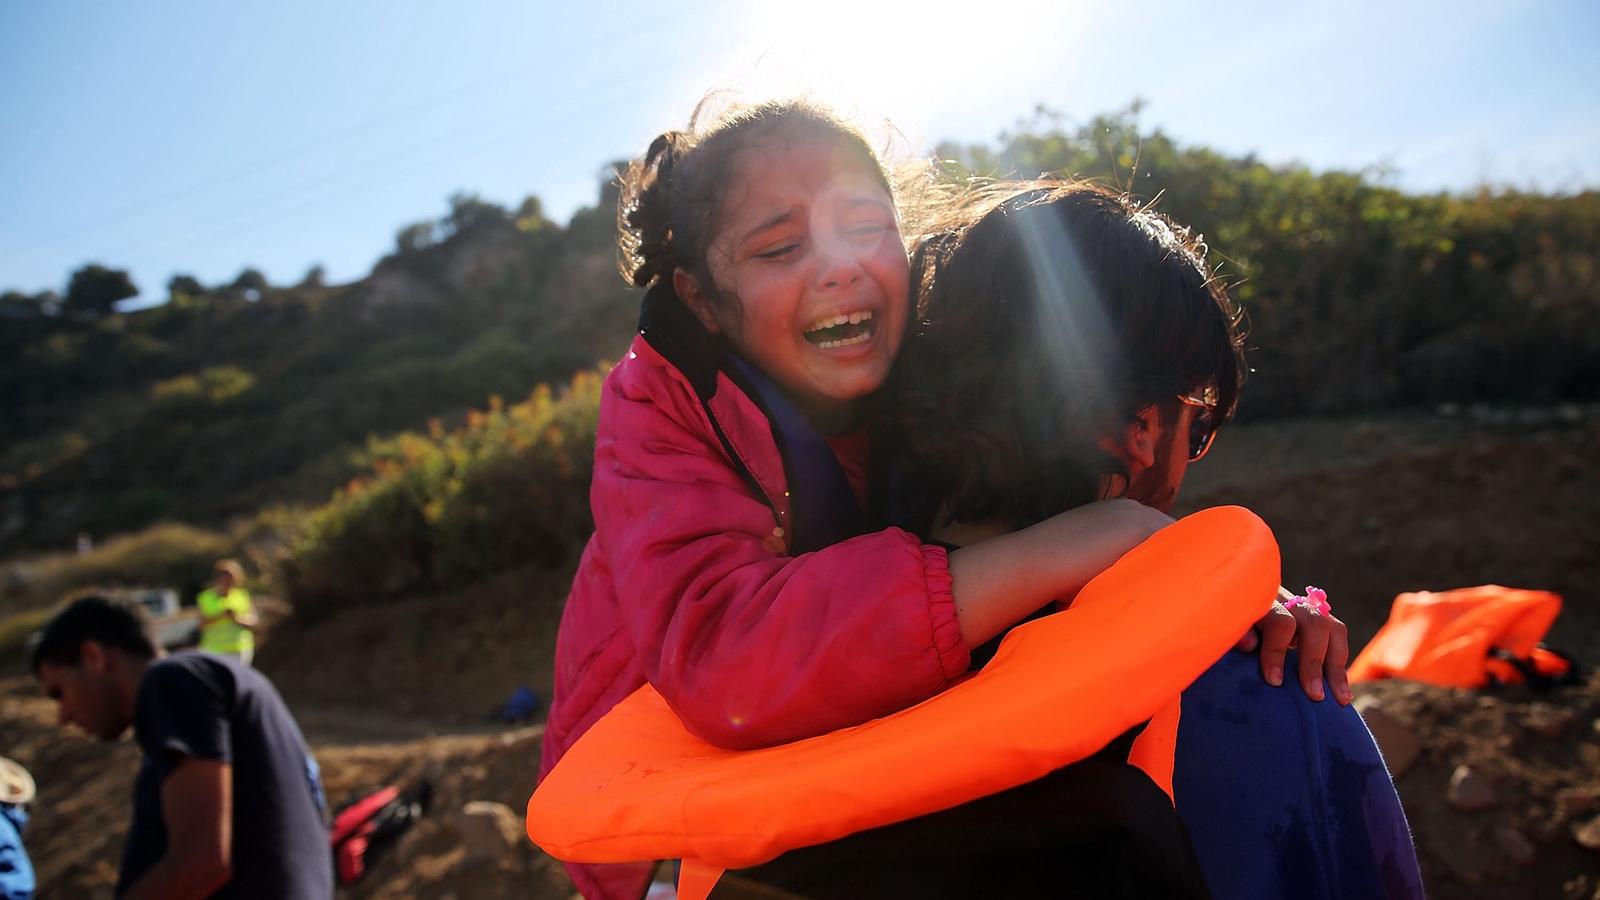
[1234,588,1353,705]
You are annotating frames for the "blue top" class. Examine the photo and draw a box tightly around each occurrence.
[0,803,32,900]
[1175,650,1425,900]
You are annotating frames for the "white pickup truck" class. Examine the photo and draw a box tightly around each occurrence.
[128,588,201,650]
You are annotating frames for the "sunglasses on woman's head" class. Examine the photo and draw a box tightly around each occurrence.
[1176,384,1220,462]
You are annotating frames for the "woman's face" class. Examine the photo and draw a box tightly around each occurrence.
[1113,401,1199,513]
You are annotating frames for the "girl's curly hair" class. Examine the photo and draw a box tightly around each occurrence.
[617,99,894,297]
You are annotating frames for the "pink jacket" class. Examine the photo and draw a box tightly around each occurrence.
[538,293,970,899]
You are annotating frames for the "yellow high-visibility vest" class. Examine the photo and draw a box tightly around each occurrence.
[196,587,254,655]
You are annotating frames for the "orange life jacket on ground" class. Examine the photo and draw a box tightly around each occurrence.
[1349,585,1575,688]
[527,507,1279,898]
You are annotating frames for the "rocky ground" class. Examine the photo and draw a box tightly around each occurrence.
[3,405,1598,898]
[1354,674,1600,899]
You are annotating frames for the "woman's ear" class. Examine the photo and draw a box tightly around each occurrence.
[673,268,722,334]
[1098,405,1161,473]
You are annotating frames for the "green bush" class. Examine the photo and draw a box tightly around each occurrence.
[937,106,1600,416]
[5,111,1597,556]
[283,368,603,616]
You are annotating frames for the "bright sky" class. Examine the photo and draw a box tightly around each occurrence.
[2,0,1596,303]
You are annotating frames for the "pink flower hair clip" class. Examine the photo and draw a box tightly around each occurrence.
[1283,586,1331,617]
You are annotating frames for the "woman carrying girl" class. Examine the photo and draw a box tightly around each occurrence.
[539,99,1356,899]
[539,100,1184,899]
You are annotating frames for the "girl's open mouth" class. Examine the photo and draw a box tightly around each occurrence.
[803,310,875,350]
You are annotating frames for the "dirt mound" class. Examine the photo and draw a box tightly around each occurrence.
[259,561,572,726]
[10,671,1597,899]
[3,408,1597,898]
[1176,410,1600,655]
[1356,674,1600,899]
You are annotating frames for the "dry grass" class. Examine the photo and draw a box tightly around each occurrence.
[1,521,234,617]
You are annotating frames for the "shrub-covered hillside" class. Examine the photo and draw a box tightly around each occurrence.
[4,106,1597,559]
[938,106,1600,417]
[2,187,635,553]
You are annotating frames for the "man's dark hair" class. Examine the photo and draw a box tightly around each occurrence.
[881,181,1246,530]
[30,593,158,673]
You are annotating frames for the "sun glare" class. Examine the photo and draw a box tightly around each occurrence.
[700,0,1070,152]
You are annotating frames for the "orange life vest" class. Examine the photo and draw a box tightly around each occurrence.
[527,506,1279,896]
[1349,585,1571,688]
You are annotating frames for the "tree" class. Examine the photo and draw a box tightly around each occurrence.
[443,193,509,240]
[63,264,137,319]
[229,268,269,301]
[515,196,547,232]
[395,221,436,256]
[167,274,205,301]
[0,290,47,319]
[299,264,327,289]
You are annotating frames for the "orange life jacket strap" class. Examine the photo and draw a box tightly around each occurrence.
[678,859,724,900]
[1531,646,1575,679]
[1127,696,1181,799]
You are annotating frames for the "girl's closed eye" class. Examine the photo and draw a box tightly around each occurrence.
[846,222,890,243]
[754,240,803,261]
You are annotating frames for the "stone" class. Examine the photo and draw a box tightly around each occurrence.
[1525,703,1577,739]
[460,800,522,865]
[1493,824,1537,866]
[1557,788,1600,824]
[1559,874,1598,900]
[1447,766,1497,812]
[1354,696,1423,777]
[1575,816,1600,852]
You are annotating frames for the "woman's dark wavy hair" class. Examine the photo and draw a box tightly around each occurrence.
[882,181,1247,530]
[616,98,894,308]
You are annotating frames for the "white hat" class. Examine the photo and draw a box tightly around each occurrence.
[0,756,35,805]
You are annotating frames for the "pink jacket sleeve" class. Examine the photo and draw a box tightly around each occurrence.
[593,371,970,750]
